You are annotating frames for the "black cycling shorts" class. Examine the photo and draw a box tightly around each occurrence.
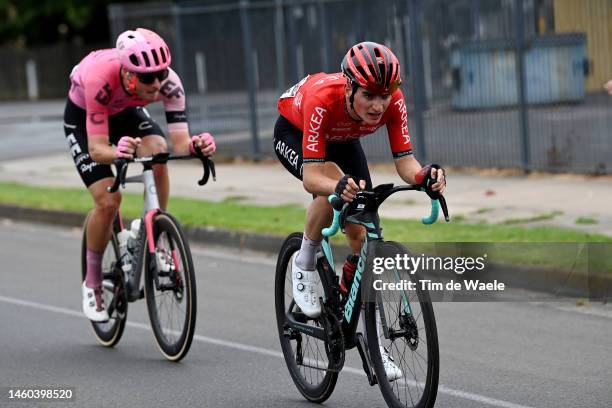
[63,98,165,187]
[273,115,372,190]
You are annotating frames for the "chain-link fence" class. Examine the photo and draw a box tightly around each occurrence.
[6,0,607,174]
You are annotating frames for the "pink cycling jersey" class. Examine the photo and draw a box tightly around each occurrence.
[68,48,188,138]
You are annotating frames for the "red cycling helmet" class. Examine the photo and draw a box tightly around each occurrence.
[341,41,402,94]
[116,28,171,73]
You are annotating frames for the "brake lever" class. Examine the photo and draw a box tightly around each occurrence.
[107,159,129,193]
[423,188,450,222]
[193,146,216,186]
[438,195,450,222]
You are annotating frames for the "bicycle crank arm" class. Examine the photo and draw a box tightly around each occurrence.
[355,333,378,386]
[285,312,326,341]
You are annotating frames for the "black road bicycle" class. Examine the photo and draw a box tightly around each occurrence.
[275,181,449,408]
[80,151,215,362]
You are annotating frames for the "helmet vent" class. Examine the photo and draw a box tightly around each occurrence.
[127,34,135,39]
[129,54,140,66]
[160,47,167,63]
[141,51,151,67]
[355,65,368,81]
[151,49,160,65]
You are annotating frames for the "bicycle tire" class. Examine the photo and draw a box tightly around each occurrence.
[364,241,439,408]
[144,212,196,362]
[274,232,338,403]
[80,213,127,347]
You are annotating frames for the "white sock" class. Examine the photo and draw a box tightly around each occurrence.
[295,233,320,270]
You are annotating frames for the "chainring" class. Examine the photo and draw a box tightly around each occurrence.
[321,306,345,372]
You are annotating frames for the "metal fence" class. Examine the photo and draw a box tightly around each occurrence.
[0,44,103,101]
[38,0,612,173]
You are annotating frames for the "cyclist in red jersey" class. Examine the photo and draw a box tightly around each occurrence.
[64,28,216,321]
[275,41,446,381]
[274,41,446,318]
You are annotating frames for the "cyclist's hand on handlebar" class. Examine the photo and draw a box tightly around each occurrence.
[430,167,446,193]
[335,174,366,202]
[116,136,142,159]
[189,132,216,156]
[416,164,446,193]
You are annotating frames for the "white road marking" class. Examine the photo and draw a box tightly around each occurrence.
[0,294,535,408]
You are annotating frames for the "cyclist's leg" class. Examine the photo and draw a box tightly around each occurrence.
[109,106,169,209]
[326,139,372,253]
[325,140,372,292]
[274,115,328,316]
[86,178,121,282]
[64,98,117,320]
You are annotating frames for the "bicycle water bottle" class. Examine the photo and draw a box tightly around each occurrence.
[117,229,133,279]
[127,219,141,254]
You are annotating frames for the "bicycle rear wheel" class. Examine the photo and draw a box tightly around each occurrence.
[364,241,439,408]
[274,233,338,403]
[80,213,127,347]
[144,212,196,362]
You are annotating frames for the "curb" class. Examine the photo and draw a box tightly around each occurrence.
[1,203,610,300]
[0,203,288,254]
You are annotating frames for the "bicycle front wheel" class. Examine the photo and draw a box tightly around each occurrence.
[144,213,196,362]
[274,233,338,403]
[364,241,439,408]
[80,213,127,347]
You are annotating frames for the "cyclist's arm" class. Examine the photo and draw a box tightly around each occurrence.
[168,129,191,156]
[394,155,423,184]
[300,97,337,195]
[303,163,342,196]
[161,69,192,155]
[385,90,421,183]
[83,76,119,164]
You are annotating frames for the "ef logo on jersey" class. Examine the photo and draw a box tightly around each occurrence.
[160,81,184,99]
[95,83,112,105]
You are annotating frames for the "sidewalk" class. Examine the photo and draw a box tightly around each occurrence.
[2,152,612,237]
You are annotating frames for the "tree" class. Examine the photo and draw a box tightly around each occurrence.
[0,0,149,47]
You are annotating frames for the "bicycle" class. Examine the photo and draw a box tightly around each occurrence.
[80,150,215,362]
[275,180,449,408]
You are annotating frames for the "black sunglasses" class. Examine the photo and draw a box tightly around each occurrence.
[137,68,169,85]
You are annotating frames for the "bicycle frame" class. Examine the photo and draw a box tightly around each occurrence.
[286,184,447,349]
[110,152,215,301]
[118,164,160,300]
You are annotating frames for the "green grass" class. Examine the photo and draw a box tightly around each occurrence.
[1,181,611,273]
[575,217,598,225]
[501,210,564,225]
[221,195,250,204]
[475,207,494,214]
[0,181,609,243]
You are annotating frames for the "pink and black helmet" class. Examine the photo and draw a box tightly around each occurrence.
[116,28,171,73]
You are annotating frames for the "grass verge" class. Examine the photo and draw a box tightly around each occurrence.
[0,181,610,273]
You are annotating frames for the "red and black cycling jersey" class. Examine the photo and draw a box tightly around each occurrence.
[277,72,413,163]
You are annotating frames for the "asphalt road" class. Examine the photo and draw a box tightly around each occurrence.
[0,220,611,408]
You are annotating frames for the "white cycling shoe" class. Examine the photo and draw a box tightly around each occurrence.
[291,253,322,319]
[381,346,403,381]
[82,282,109,322]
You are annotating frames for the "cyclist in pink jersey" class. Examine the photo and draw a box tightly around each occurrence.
[274,42,446,319]
[64,28,216,321]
